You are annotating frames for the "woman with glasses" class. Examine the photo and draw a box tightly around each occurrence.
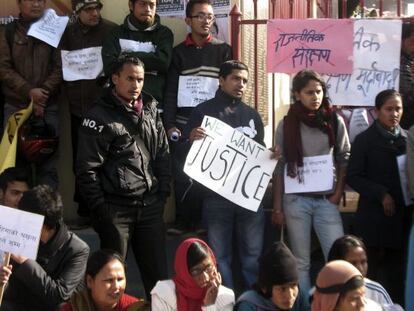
[151,238,235,310]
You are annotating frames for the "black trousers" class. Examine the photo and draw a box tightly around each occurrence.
[71,114,89,217]
[92,198,168,299]
[170,140,203,228]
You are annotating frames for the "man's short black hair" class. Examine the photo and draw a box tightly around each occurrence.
[18,185,63,230]
[0,167,31,192]
[111,54,145,76]
[402,23,414,40]
[219,60,249,79]
[185,0,212,18]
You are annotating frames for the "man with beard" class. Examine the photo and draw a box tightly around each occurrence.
[102,0,173,110]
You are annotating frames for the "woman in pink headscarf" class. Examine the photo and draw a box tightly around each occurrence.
[151,238,234,310]
[312,260,382,311]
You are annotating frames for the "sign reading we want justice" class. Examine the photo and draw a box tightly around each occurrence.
[184,116,277,212]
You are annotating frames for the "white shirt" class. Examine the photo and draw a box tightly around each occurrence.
[151,279,235,311]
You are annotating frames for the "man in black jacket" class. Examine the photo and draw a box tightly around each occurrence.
[0,185,90,311]
[76,55,170,298]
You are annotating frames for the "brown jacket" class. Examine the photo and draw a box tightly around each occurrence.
[61,18,116,116]
[0,19,62,108]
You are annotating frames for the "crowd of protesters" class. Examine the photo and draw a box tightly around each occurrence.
[0,0,414,310]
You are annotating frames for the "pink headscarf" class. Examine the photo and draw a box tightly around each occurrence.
[173,238,216,311]
[312,260,364,311]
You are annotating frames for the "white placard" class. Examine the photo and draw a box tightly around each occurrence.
[0,205,44,260]
[349,108,369,143]
[284,154,334,194]
[61,47,103,81]
[184,116,277,212]
[177,76,218,108]
[397,154,413,206]
[27,9,69,48]
[325,20,401,106]
[119,39,156,53]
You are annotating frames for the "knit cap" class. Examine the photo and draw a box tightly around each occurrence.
[72,0,102,12]
[258,242,298,287]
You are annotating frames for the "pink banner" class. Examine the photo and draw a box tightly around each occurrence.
[267,19,353,74]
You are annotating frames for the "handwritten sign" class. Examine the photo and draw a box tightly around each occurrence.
[0,205,44,259]
[267,19,353,74]
[61,47,103,81]
[349,108,370,143]
[177,76,218,108]
[184,116,277,212]
[397,155,413,206]
[325,19,401,106]
[284,154,334,194]
[27,9,69,48]
[119,39,156,53]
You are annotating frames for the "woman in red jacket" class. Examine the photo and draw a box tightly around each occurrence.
[60,249,148,311]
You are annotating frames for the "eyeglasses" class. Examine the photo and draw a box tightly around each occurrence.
[189,263,215,277]
[190,13,215,22]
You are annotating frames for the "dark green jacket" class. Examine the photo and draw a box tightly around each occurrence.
[102,14,173,105]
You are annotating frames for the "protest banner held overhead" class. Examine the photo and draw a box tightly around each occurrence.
[267,19,354,74]
[184,116,277,212]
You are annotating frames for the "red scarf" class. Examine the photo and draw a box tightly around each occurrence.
[283,101,335,181]
[173,238,216,311]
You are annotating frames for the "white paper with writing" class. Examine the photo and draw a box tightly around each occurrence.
[325,19,402,106]
[397,154,413,206]
[61,47,103,81]
[349,108,370,143]
[177,76,218,107]
[119,39,156,53]
[0,205,44,259]
[27,9,69,48]
[284,154,334,194]
[184,116,277,212]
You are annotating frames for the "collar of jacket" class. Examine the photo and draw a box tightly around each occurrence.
[125,13,159,32]
[102,88,155,112]
[214,88,243,106]
[37,222,69,264]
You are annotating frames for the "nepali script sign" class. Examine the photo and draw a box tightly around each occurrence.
[177,76,218,108]
[28,9,69,48]
[0,205,44,259]
[184,116,277,212]
[267,19,353,74]
[325,19,402,106]
[284,154,334,194]
[61,47,103,81]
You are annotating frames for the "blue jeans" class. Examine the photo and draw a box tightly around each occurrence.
[203,196,264,289]
[283,194,344,295]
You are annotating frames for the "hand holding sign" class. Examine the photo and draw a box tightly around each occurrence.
[184,116,277,212]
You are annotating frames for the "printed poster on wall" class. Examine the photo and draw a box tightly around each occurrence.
[325,19,402,106]
[184,116,277,212]
[267,19,354,74]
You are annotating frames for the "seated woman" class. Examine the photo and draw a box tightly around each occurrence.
[328,235,393,305]
[312,260,381,311]
[235,242,309,311]
[151,238,234,310]
[60,250,148,311]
